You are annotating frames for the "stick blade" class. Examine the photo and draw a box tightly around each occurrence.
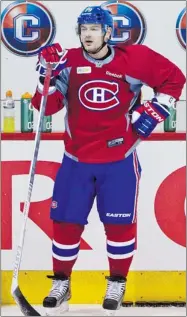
[12,286,41,316]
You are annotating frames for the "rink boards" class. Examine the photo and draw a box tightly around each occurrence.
[1,136,186,304]
[2,271,186,304]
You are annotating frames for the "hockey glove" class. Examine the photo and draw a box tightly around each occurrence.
[131,98,170,138]
[36,43,68,80]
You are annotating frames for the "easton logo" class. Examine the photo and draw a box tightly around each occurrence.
[144,102,164,122]
[106,213,131,217]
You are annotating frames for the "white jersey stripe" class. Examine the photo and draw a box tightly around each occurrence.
[107,250,135,259]
[53,239,80,249]
[52,252,78,261]
[107,238,135,247]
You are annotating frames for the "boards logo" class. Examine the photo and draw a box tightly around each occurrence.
[176,8,186,50]
[1,0,56,56]
[101,0,146,45]
[1,161,92,250]
[154,167,186,247]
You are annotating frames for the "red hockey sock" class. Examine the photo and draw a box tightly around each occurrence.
[104,223,136,278]
[52,221,84,277]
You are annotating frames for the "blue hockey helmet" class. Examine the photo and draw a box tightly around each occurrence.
[77,6,113,34]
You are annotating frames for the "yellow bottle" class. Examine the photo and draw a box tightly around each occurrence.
[3,90,15,133]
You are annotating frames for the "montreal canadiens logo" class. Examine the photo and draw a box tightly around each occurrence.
[51,201,58,209]
[101,0,146,45]
[176,8,186,49]
[1,0,56,56]
[79,80,119,110]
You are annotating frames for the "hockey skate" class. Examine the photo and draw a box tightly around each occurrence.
[43,275,71,316]
[102,276,126,316]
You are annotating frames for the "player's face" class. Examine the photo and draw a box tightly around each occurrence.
[80,24,104,54]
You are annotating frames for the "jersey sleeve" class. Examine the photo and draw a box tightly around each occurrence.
[124,44,186,103]
[31,60,70,116]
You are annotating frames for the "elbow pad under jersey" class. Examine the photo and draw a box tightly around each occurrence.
[31,89,64,116]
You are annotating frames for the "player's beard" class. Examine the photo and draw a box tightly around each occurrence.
[81,34,107,55]
[83,42,107,55]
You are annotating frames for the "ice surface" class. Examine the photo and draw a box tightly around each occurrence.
[1,304,186,316]
[1,305,186,316]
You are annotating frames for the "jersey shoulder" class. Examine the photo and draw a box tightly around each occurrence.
[66,47,83,64]
[114,43,151,58]
[113,44,155,75]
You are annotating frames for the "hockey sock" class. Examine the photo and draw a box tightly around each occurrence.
[104,223,136,278]
[52,221,84,277]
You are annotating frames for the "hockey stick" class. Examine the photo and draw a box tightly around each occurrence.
[11,63,52,316]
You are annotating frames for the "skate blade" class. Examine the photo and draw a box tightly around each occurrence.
[103,309,116,316]
[45,301,69,316]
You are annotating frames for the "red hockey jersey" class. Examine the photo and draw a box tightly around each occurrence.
[32,44,185,163]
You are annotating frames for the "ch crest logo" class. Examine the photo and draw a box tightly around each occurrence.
[79,80,119,111]
[176,8,186,50]
[101,0,146,46]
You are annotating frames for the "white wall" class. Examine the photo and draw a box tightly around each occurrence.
[1,1,186,132]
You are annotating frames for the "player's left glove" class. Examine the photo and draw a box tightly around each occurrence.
[131,98,170,137]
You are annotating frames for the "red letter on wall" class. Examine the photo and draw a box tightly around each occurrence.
[1,161,92,250]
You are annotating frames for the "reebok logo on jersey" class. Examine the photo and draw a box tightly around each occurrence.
[107,137,124,148]
[106,213,131,218]
[106,71,123,79]
[77,66,91,74]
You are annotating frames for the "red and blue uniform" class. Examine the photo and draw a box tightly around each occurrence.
[32,44,185,225]
[32,6,186,295]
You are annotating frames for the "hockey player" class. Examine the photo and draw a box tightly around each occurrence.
[32,5,185,316]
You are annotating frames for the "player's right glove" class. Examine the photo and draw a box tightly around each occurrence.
[36,43,68,80]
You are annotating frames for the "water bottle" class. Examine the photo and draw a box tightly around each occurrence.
[164,103,177,132]
[42,115,52,132]
[21,92,33,132]
[3,90,15,133]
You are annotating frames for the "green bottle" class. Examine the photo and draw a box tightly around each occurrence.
[21,92,33,132]
[164,103,177,132]
[42,115,52,132]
